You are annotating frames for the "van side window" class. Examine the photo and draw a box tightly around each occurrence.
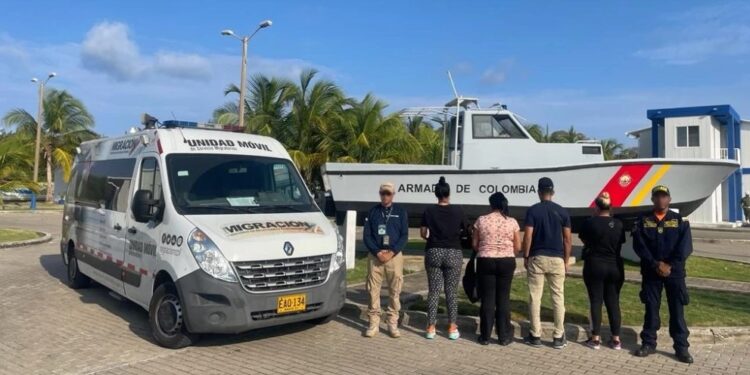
[139,158,162,202]
[75,159,135,211]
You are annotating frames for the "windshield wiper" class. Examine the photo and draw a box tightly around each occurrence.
[257,204,311,212]
[189,205,256,213]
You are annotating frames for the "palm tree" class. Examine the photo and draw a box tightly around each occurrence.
[614,146,638,160]
[3,89,96,201]
[525,124,550,142]
[0,133,39,207]
[326,94,422,164]
[283,69,347,185]
[215,75,296,136]
[550,126,587,143]
[600,138,624,160]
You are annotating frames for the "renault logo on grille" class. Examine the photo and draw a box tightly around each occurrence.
[283,241,294,256]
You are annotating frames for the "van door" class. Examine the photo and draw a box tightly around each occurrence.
[74,158,135,295]
[124,155,163,307]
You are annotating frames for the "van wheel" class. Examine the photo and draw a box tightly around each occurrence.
[67,251,91,289]
[149,283,198,349]
[309,312,337,325]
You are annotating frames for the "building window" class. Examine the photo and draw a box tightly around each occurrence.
[676,125,700,147]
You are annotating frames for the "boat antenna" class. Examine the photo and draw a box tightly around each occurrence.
[447,71,461,168]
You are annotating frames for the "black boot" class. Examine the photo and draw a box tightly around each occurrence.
[676,349,694,364]
[635,344,656,357]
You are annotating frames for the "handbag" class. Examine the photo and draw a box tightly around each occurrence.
[462,251,480,303]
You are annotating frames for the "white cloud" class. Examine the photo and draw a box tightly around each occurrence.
[153,51,211,80]
[81,22,145,80]
[0,23,334,136]
[479,59,514,85]
[635,3,750,65]
[80,21,213,82]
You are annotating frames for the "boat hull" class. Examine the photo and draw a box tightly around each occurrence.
[322,159,739,229]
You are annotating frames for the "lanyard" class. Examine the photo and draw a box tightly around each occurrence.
[381,206,393,225]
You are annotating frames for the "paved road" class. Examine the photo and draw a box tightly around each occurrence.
[1,212,749,374]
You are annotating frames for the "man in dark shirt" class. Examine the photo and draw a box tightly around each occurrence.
[522,177,572,349]
[633,185,694,364]
[362,182,409,338]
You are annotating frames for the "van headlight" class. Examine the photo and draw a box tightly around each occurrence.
[329,228,345,274]
[187,228,237,282]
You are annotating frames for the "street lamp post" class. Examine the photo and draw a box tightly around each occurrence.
[221,19,272,130]
[30,72,56,183]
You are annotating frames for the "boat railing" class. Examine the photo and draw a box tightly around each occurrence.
[720,148,741,163]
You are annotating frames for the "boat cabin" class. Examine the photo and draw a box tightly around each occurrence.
[403,98,603,170]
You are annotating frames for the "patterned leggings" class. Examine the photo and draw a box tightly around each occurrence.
[425,247,464,325]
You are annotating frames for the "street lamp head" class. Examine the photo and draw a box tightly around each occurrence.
[259,20,272,28]
[48,72,57,78]
[31,77,39,83]
[221,29,235,36]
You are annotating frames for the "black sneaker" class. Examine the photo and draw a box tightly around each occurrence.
[524,334,542,347]
[478,336,490,346]
[584,338,601,350]
[635,344,656,357]
[676,349,694,364]
[553,335,567,349]
[499,338,513,346]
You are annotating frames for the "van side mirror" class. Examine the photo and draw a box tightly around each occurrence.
[132,189,158,223]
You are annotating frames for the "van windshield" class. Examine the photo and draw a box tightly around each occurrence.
[166,154,317,215]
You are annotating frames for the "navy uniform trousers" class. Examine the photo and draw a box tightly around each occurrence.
[640,274,690,351]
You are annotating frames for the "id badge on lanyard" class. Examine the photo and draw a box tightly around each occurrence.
[379,207,391,246]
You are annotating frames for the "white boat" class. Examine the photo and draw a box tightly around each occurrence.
[321,98,739,228]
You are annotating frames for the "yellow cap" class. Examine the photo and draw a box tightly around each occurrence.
[651,185,670,196]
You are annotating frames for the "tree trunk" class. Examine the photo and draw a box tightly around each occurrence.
[45,146,53,203]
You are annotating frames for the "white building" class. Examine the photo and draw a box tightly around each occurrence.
[628,105,749,224]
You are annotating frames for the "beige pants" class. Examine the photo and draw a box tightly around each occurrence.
[366,252,404,325]
[527,255,566,338]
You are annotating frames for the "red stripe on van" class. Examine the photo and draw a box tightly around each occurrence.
[590,164,652,208]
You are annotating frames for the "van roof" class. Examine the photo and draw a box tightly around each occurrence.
[78,127,290,162]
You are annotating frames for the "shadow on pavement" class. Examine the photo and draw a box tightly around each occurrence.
[38,253,351,348]
[39,254,155,343]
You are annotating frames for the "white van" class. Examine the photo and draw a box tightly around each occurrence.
[60,123,346,348]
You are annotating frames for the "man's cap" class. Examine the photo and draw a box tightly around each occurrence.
[651,185,670,196]
[379,182,395,193]
[538,177,554,190]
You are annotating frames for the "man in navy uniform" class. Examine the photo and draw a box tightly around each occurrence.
[632,185,693,363]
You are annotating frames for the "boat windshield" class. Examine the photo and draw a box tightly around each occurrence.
[166,154,317,215]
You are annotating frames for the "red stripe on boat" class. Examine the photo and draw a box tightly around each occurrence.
[591,164,652,208]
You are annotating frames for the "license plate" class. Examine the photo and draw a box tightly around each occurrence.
[277,294,306,314]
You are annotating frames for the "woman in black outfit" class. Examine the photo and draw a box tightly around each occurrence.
[579,192,625,350]
[420,176,468,340]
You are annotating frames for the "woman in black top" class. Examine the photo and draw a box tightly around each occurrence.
[579,192,625,350]
[420,176,468,340]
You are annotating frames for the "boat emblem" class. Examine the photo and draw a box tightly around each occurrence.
[619,173,632,187]
[283,241,294,256]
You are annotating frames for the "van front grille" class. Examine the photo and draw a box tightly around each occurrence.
[233,254,331,292]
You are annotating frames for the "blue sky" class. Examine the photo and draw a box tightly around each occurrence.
[1,0,748,144]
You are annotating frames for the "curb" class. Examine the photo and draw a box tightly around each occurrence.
[0,231,53,249]
[693,237,750,244]
[340,301,750,345]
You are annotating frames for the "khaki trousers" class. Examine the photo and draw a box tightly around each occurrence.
[366,252,404,325]
[527,255,566,338]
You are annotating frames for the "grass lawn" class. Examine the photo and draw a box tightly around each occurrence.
[0,228,41,243]
[409,277,750,327]
[0,202,63,211]
[620,257,750,283]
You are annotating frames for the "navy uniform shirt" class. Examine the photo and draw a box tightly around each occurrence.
[363,204,409,257]
[632,209,693,279]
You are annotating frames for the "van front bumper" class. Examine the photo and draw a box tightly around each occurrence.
[175,266,346,334]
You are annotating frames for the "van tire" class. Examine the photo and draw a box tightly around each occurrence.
[149,283,198,349]
[309,312,337,325]
[67,251,91,289]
